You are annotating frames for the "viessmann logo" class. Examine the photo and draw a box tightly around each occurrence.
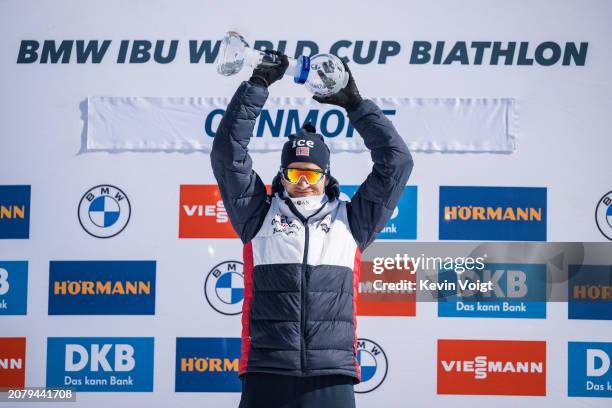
[179,185,235,238]
[439,186,547,241]
[0,337,26,389]
[357,260,415,316]
[437,339,546,396]
[441,355,543,380]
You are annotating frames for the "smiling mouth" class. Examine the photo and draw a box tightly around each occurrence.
[293,190,315,196]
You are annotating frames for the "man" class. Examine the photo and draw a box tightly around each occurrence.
[210,50,414,408]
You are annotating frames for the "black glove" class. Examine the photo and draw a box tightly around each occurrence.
[249,50,289,88]
[312,60,363,111]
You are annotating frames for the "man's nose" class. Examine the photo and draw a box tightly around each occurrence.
[297,177,310,188]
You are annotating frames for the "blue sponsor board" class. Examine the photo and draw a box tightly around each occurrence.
[46,337,154,392]
[175,337,241,392]
[0,261,28,315]
[439,186,547,241]
[340,185,417,240]
[568,265,612,320]
[569,342,612,397]
[48,261,156,315]
[438,263,547,318]
[0,185,31,239]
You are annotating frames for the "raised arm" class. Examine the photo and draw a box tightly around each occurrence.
[210,51,289,243]
[313,62,413,250]
[210,81,269,243]
[346,100,413,250]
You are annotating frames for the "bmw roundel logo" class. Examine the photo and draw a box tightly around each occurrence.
[355,338,388,394]
[78,185,131,238]
[595,191,612,241]
[204,261,244,315]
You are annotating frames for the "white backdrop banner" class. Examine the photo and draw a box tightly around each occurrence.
[4,0,612,407]
[86,95,517,152]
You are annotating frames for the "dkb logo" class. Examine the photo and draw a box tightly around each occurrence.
[568,342,612,397]
[46,337,154,391]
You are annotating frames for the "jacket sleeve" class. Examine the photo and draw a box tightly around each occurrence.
[346,99,414,250]
[210,81,270,243]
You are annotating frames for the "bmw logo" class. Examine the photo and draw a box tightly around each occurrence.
[204,261,244,315]
[595,191,612,241]
[355,338,388,393]
[78,185,131,238]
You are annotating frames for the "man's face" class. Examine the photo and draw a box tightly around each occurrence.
[281,162,329,198]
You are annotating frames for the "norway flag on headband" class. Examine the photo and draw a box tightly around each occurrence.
[296,147,310,156]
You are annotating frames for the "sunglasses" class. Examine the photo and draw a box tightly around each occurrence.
[281,167,326,185]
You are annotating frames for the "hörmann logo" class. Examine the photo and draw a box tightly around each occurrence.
[439,186,547,241]
[569,265,612,320]
[180,356,239,372]
[0,205,26,218]
[175,338,241,392]
[437,339,546,396]
[48,261,156,315]
[0,185,31,239]
[444,206,543,222]
[17,40,588,67]
[53,280,151,295]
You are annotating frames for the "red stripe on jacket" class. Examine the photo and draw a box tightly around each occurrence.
[239,241,254,376]
[353,247,362,382]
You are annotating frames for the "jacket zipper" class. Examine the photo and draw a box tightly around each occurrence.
[284,198,326,374]
[301,225,309,373]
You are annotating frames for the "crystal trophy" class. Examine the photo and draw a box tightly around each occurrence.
[215,31,349,96]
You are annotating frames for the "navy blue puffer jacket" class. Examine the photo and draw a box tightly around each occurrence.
[210,81,413,382]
